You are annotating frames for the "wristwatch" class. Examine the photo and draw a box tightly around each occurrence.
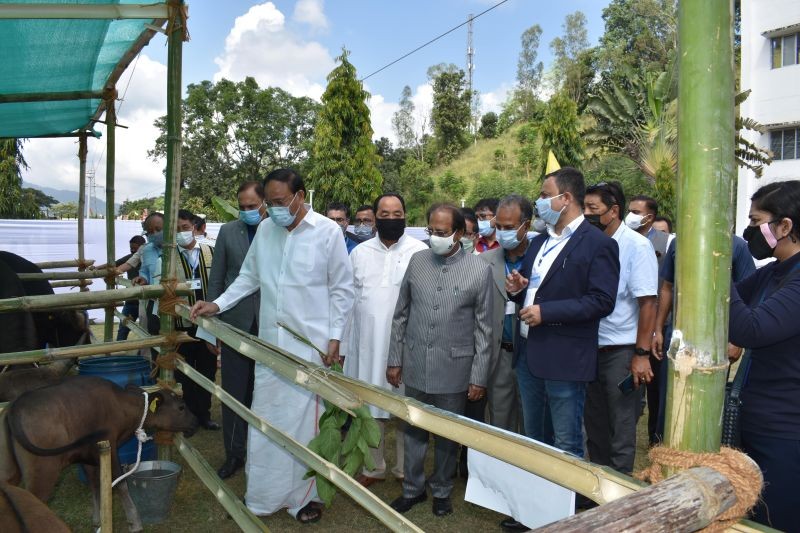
[634,347,652,357]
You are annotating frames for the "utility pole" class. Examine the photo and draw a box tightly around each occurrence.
[87,169,96,218]
[466,13,478,141]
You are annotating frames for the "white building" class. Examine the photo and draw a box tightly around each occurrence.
[737,1,800,232]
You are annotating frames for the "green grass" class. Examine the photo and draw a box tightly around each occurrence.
[432,125,525,184]
[45,324,654,531]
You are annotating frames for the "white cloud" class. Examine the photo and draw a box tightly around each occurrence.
[22,54,168,203]
[365,92,398,142]
[292,0,328,30]
[213,2,334,100]
[479,83,513,115]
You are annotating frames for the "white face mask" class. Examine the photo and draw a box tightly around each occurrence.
[430,232,457,256]
[625,212,647,230]
[176,230,195,247]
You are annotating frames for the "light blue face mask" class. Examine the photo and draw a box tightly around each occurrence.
[267,193,298,227]
[496,225,525,250]
[147,231,164,248]
[535,193,565,226]
[353,224,373,239]
[239,205,263,226]
[477,219,495,237]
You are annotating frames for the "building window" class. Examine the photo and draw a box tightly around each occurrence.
[771,33,800,68]
[771,128,800,160]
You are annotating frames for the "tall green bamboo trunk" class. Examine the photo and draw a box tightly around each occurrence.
[664,0,735,455]
[157,0,186,459]
[77,133,88,291]
[104,98,116,342]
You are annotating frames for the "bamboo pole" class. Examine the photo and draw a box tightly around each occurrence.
[0,335,188,366]
[174,361,423,533]
[0,90,104,103]
[0,3,170,19]
[104,92,117,342]
[18,269,116,281]
[49,279,93,289]
[174,435,269,533]
[35,259,94,270]
[664,0,735,457]
[77,133,89,292]
[0,283,192,313]
[97,440,113,533]
[156,0,186,462]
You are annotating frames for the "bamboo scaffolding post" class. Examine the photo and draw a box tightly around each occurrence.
[174,361,422,533]
[18,268,116,281]
[49,279,93,289]
[664,0,735,459]
[104,90,117,342]
[115,309,149,339]
[0,334,188,366]
[173,435,269,533]
[97,440,113,533]
[77,132,88,291]
[116,276,132,288]
[0,3,170,20]
[0,283,192,313]
[35,259,95,270]
[154,0,187,462]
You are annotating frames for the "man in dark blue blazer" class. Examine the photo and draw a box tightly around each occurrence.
[506,167,620,458]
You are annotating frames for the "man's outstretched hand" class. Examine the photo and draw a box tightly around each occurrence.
[190,300,220,320]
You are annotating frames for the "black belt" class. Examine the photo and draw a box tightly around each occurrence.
[500,341,514,352]
[598,344,635,353]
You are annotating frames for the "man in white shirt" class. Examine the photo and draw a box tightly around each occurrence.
[190,169,354,525]
[342,193,427,487]
[583,182,657,475]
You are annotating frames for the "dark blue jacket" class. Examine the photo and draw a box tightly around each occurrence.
[512,220,620,382]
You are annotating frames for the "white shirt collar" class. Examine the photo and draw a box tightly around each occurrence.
[547,214,584,240]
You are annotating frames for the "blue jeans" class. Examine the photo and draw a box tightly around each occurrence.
[115,300,139,341]
[515,354,586,458]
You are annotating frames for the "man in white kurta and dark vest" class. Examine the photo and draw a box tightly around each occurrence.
[342,193,427,487]
[190,169,354,525]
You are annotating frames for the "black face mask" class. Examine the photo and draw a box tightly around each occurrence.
[376,218,406,241]
[586,214,607,232]
[743,222,779,260]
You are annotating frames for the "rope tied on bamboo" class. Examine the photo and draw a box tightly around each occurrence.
[76,259,93,271]
[102,266,121,287]
[167,0,190,42]
[636,446,763,531]
[152,331,184,376]
[158,278,187,317]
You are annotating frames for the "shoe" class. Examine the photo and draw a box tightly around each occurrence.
[500,516,529,531]
[390,493,427,513]
[432,497,453,517]
[200,419,221,431]
[217,457,245,479]
[355,474,384,488]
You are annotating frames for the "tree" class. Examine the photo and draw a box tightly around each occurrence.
[430,67,472,163]
[309,49,383,209]
[51,202,79,219]
[549,11,591,102]
[150,77,319,209]
[438,171,467,202]
[119,196,161,219]
[397,156,434,225]
[516,123,540,179]
[392,86,417,151]
[24,188,57,209]
[478,112,499,139]
[517,24,544,117]
[0,139,39,219]
[539,93,584,175]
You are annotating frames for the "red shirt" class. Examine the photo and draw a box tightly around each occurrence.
[476,236,500,254]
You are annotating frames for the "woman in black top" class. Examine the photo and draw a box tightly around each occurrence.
[729,180,800,532]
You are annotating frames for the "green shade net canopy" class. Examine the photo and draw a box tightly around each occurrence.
[0,0,168,137]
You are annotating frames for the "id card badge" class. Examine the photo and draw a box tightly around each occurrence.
[189,278,202,290]
[505,300,515,315]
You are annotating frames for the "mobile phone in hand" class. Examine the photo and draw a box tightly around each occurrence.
[617,373,635,394]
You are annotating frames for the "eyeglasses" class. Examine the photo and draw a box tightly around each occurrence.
[265,193,297,208]
[425,228,453,238]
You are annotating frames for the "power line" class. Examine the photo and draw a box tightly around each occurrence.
[360,0,510,82]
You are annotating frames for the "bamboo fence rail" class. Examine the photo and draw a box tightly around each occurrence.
[35,259,95,269]
[0,335,189,366]
[0,283,192,313]
[50,279,93,289]
[17,269,116,281]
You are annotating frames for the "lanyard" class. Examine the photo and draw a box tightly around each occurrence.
[504,258,523,276]
[537,235,571,267]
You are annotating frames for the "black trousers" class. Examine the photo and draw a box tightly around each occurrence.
[220,320,257,461]
[646,354,662,444]
[176,339,217,423]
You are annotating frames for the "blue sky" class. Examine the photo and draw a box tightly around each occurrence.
[24,0,609,200]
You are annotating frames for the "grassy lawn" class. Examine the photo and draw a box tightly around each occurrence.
[46,324,653,531]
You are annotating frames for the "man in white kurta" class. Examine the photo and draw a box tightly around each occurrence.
[342,194,427,485]
[192,172,354,520]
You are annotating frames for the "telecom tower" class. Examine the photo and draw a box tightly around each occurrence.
[466,13,478,139]
[86,169,96,218]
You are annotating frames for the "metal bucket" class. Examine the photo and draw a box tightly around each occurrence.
[126,460,181,525]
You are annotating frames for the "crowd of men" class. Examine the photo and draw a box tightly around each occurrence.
[117,165,722,528]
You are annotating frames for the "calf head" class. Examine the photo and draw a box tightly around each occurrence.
[142,389,198,437]
[51,310,90,348]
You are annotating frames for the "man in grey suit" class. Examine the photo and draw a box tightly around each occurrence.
[387,203,494,517]
[207,181,265,479]
[480,195,532,434]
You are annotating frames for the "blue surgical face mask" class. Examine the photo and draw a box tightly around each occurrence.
[267,193,298,227]
[147,231,164,248]
[477,218,495,237]
[535,193,565,226]
[532,217,547,233]
[239,205,264,226]
[496,224,525,250]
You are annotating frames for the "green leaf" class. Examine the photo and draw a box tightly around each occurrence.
[360,415,381,448]
[317,426,341,461]
[315,474,336,507]
[211,195,238,222]
[303,469,316,480]
[358,439,376,472]
[342,418,362,455]
[342,447,363,476]
[334,410,349,428]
